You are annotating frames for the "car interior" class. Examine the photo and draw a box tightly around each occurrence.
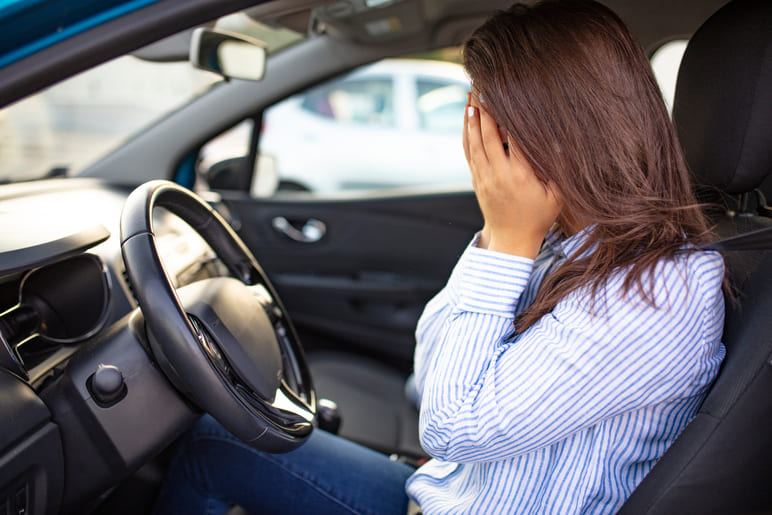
[0,0,770,513]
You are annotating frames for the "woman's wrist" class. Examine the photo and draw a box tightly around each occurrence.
[487,231,544,259]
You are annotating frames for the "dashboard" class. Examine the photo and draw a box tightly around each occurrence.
[0,178,227,514]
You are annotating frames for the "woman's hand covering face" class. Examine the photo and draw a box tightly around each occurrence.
[463,98,561,258]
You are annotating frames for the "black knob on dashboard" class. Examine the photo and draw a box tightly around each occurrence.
[89,364,127,406]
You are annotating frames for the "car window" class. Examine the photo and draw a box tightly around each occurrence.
[416,80,467,132]
[252,54,471,195]
[301,78,395,127]
[201,41,690,197]
[650,39,688,114]
[198,119,253,172]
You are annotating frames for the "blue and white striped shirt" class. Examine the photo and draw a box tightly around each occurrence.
[406,227,725,514]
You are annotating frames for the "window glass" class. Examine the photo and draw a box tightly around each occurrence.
[199,120,253,170]
[0,56,219,183]
[417,80,467,132]
[0,12,305,185]
[257,54,471,195]
[650,39,688,115]
[301,78,395,127]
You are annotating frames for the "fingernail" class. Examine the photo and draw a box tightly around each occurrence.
[467,105,475,117]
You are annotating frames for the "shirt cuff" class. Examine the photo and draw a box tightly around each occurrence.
[450,238,535,317]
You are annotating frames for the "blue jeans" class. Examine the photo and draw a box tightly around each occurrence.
[152,415,415,515]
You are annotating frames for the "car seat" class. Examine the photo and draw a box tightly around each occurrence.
[618,0,772,512]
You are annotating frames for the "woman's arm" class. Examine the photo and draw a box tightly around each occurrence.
[464,103,561,258]
[412,241,535,405]
[413,101,559,409]
[418,251,725,463]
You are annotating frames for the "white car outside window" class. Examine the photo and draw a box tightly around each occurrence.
[258,58,471,193]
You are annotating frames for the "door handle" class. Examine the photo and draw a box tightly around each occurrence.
[272,217,326,243]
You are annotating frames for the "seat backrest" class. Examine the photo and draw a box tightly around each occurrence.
[619,1,772,513]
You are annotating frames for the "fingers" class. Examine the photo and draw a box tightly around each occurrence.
[466,103,509,171]
[462,93,470,163]
[478,107,508,169]
[466,105,488,168]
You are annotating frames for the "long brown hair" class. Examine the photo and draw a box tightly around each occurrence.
[463,0,714,332]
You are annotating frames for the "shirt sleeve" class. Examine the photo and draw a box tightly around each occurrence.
[412,236,535,417]
[417,250,726,464]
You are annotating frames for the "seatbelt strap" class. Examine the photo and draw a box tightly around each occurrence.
[701,225,772,251]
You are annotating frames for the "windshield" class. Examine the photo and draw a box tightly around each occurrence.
[0,13,303,184]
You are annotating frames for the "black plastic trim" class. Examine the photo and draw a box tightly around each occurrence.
[0,225,110,279]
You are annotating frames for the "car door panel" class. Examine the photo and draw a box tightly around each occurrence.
[220,190,482,368]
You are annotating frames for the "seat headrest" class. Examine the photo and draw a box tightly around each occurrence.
[673,0,772,195]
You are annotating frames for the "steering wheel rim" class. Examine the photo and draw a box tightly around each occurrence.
[120,180,316,452]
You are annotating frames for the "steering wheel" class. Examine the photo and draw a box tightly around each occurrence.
[120,180,316,452]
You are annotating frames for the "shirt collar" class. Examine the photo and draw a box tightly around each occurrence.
[544,224,595,259]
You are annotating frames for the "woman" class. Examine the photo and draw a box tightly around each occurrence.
[153,1,726,513]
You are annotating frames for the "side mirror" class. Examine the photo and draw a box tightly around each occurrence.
[205,157,252,190]
[190,28,267,81]
[203,154,280,197]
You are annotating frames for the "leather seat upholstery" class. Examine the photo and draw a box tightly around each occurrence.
[619,0,772,512]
